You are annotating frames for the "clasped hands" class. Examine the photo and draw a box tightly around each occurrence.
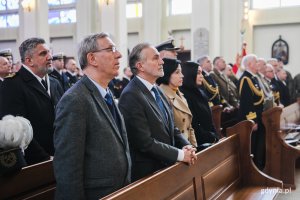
[182,145,197,165]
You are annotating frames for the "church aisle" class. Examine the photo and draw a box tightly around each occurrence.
[276,166,300,199]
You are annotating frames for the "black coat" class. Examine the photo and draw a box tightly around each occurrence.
[49,69,70,92]
[276,80,291,107]
[181,86,218,145]
[0,66,56,165]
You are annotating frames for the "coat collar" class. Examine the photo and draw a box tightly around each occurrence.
[19,66,51,99]
[159,84,192,116]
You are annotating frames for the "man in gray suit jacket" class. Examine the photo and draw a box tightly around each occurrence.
[118,43,196,182]
[53,33,131,200]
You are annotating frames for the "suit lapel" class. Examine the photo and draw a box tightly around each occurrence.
[20,67,51,100]
[82,76,124,145]
[133,77,170,131]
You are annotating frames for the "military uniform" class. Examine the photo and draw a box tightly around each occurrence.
[49,69,70,92]
[238,70,265,169]
[210,68,239,108]
[49,53,70,92]
[65,71,78,87]
[0,48,13,64]
[202,71,222,107]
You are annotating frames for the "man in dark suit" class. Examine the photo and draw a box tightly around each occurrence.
[53,33,131,200]
[238,54,265,169]
[0,38,56,165]
[118,43,196,182]
[276,68,291,107]
[49,52,70,92]
[0,56,12,86]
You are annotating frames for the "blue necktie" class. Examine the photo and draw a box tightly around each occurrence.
[151,87,168,121]
[105,93,117,121]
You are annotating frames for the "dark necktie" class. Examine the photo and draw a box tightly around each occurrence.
[105,92,119,124]
[151,87,168,121]
[41,79,48,90]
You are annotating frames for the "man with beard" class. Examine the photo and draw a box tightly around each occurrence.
[0,37,56,165]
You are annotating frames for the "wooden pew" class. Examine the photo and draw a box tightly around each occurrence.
[262,102,300,189]
[0,160,55,200]
[102,121,282,200]
[211,105,223,138]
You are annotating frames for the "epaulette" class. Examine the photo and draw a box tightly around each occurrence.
[239,76,264,106]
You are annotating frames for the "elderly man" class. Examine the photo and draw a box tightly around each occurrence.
[118,42,196,182]
[53,33,131,200]
[210,56,239,109]
[0,38,59,165]
[156,39,180,59]
[238,54,265,169]
[0,56,12,86]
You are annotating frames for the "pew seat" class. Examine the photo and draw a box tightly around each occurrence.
[262,102,300,189]
[0,160,55,200]
[102,121,282,200]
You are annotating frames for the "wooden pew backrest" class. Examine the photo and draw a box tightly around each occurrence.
[0,160,55,200]
[102,121,282,200]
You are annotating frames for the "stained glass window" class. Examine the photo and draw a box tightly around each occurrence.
[48,0,76,24]
[0,0,19,28]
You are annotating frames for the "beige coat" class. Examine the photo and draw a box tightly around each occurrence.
[160,84,197,147]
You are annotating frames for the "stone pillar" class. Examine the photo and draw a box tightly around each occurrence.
[96,0,128,74]
[142,0,161,45]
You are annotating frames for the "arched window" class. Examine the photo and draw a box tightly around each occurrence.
[48,0,76,24]
[126,0,142,18]
[251,0,300,9]
[0,0,19,28]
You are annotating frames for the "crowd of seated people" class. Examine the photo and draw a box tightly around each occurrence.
[0,36,297,199]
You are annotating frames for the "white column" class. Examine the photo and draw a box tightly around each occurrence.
[18,0,49,44]
[220,0,243,63]
[142,0,161,45]
[76,0,93,43]
[97,0,128,75]
[191,0,215,60]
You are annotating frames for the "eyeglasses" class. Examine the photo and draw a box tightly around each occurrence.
[92,46,118,53]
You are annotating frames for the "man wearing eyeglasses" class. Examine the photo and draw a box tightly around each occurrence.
[53,33,131,200]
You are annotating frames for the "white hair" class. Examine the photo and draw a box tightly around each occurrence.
[241,54,257,69]
[0,115,33,151]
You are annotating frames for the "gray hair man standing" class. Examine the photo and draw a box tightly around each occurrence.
[53,33,131,200]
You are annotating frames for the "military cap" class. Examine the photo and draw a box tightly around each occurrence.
[0,49,13,57]
[155,39,180,52]
[52,52,64,60]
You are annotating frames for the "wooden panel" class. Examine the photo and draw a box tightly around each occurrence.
[169,179,196,200]
[202,155,240,200]
[0,160,55,200]
[102,121,282,200]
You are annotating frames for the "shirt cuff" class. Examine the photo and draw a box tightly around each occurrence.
[177,149,184,161]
